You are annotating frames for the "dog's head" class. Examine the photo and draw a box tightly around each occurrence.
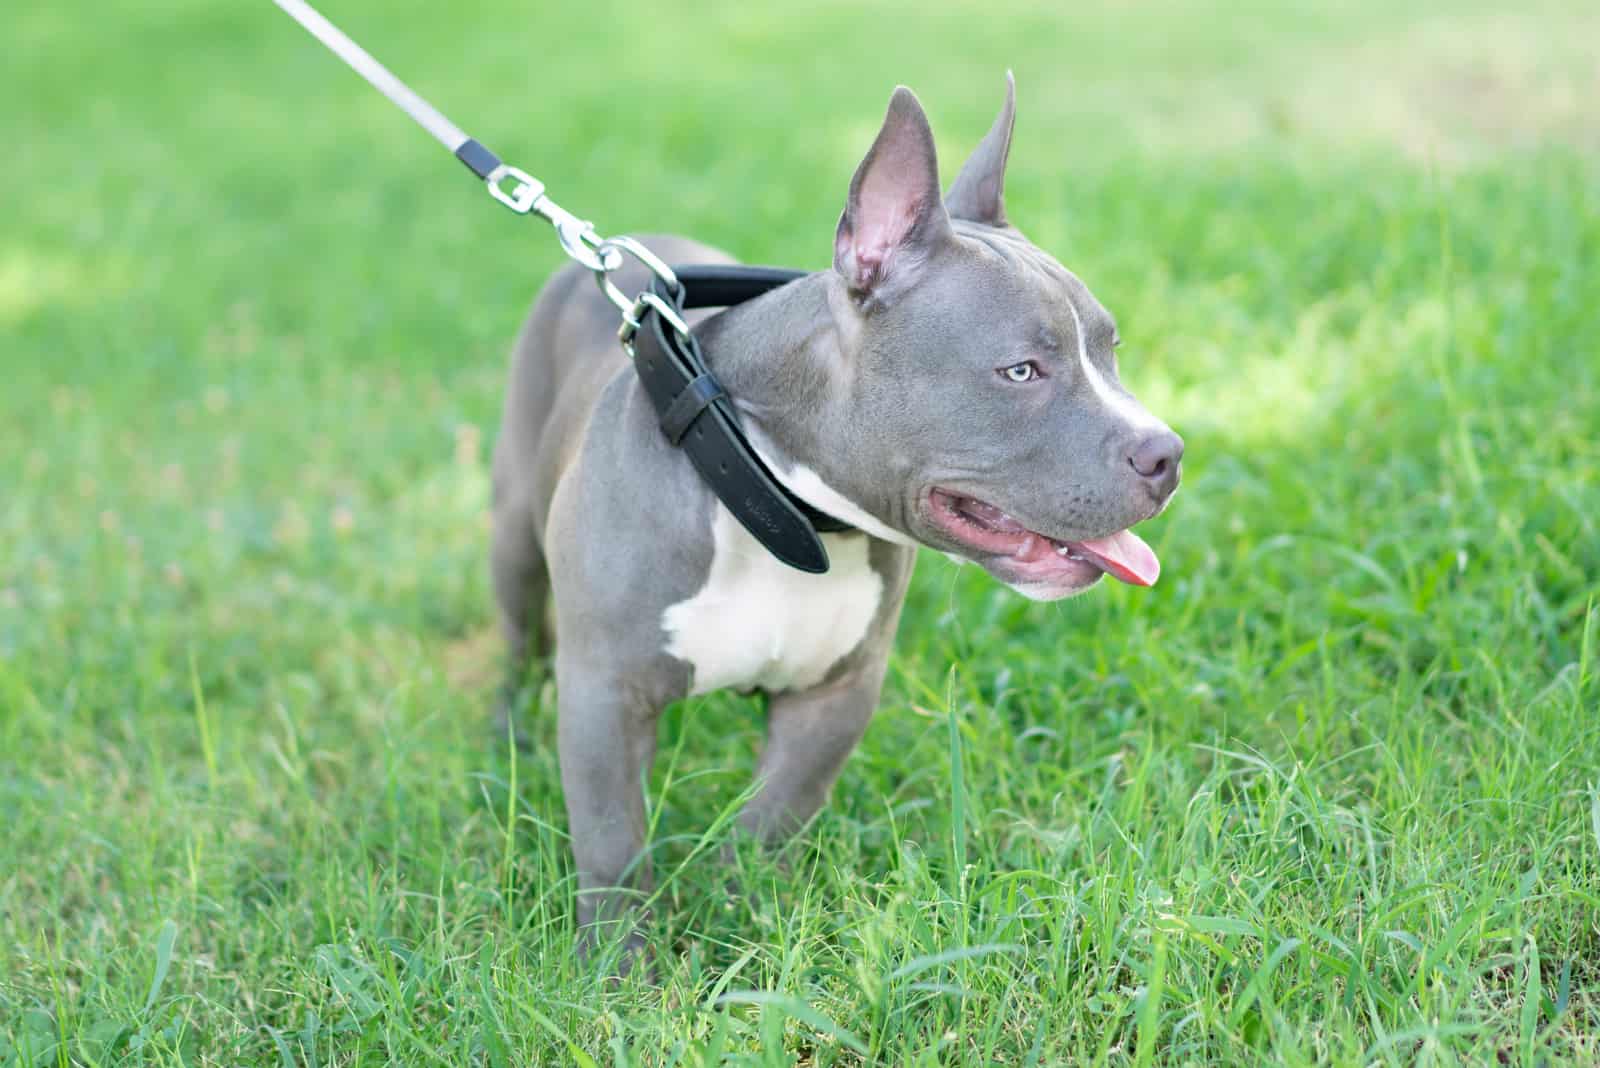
[809,76,1182,600]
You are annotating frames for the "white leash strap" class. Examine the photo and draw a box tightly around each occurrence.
[273,0,632,275]
[273,0,469,153]
[273,0,695,338]
[272,1,836,569]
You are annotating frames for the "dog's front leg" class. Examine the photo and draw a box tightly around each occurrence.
[556,661,661,968]
[738,659,888,843]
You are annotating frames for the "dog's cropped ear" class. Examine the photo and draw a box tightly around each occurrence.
[945,72,1016,227]
[834,87,952,304]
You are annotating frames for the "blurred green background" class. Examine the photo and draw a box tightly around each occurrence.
[3,1,1598,1065]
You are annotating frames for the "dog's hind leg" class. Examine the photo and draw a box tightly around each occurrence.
[490,496,550,747]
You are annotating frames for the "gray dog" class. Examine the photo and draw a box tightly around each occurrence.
[491,76,1182,959]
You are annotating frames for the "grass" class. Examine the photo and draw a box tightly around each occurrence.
[3,0,1598,1063]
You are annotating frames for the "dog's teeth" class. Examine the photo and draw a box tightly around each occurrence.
[1056,544,1072,556]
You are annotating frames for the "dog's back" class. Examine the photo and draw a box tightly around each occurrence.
[488,235,735,668]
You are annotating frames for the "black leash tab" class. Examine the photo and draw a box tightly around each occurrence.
[453,138,501,180]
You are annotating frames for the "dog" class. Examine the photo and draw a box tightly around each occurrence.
[490,75,1182,960]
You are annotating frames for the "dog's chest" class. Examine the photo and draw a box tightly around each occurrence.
[662,506,883,696]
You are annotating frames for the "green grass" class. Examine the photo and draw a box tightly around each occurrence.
[3,0,1599,1064]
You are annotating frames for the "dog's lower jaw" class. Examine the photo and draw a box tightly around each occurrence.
[1007,575,1103,602]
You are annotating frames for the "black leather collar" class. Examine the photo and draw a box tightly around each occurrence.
[628,265,852,574]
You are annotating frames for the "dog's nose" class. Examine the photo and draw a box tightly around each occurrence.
[1129,429,1184,498]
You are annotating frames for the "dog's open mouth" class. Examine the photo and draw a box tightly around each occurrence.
[925,488,1160,592]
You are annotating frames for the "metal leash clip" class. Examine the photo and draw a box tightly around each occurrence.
[275,0,844,573]
[485,170,687,352]
[481,171,689,348]
[273,0,688,351]
[484,164,622,276]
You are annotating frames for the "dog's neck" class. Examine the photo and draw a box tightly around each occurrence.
[687,272,843,469]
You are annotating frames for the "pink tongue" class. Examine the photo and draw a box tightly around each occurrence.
[1074,530,1161,586]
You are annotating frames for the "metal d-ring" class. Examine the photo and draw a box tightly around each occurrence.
[593,236,681,316]
[596,272,636,321]
[594,235,688,348]
[616,290,691,350]
[595,236,680,294]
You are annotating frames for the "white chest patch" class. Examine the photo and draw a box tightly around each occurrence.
[662,505,884,696]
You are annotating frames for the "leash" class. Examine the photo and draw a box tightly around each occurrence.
[273,0,847,572]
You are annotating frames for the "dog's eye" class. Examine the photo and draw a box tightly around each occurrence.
[1000,361,1041,383]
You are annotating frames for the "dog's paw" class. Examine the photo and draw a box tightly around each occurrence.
[577,925,657,986]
